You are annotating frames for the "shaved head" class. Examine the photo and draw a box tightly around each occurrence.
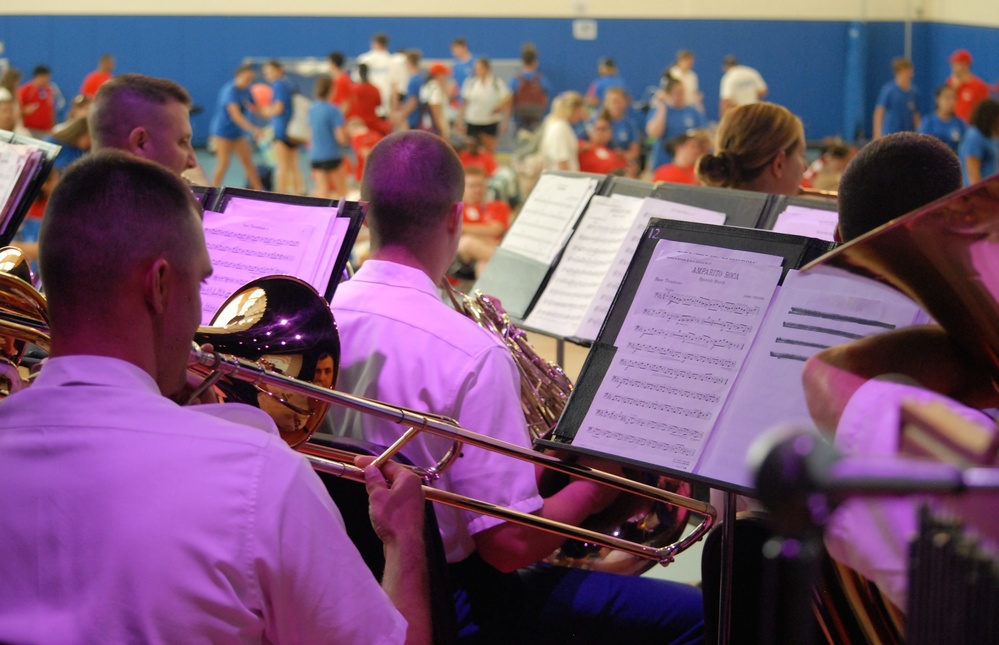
[361,131,464,249]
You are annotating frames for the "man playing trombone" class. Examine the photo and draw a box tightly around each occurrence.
[329,130,705,643]
[0,151,430,644]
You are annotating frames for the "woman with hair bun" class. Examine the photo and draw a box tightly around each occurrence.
[696,101,807,195]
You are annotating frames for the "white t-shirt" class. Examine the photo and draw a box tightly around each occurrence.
[330,261,544,564]
[356,48,393,110]
[720,65,767,106]
[539,117,580,171]
[461,75,511,126]
[668,66,701,109]
[0,355,407,644]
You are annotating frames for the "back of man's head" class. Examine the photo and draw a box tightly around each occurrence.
[89,73,191,152]
[40,149,200,331]
[838,132,962,242]
[361,131,464,250]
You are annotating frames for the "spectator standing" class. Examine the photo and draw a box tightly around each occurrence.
[873,57,920,139]
[509,44,553,133]
[585,57,631,108]
[356,32,393,114]
[458,58,510,153]
[918,85,966,154]
[646,77,708,173]
[327,51,353,110]
[668,50,703,113]
[450,37,475,99]
[397,50,423,131]
[307,76,348,199]
[347,63,392,137]
[209,64,263,190]
[417,63,451,140]
[958,98,999,185]
[79,54,115,99]
[947,49,990,123]
[261,60,304,195]
[18,65,57,138]
[719,55,767,118]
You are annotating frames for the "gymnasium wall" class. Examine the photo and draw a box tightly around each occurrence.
[1,4,996,146]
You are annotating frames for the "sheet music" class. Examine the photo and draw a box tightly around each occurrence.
[499,174,598,265]
[575,198,726,341]
[221,197,340,286]
[697,267,925,489]
[523,195,644,338]
[0,143,35,231]
[572,240,783,471]
[772,205,839,241]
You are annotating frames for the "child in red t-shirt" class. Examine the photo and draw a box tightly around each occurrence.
[458,136,498,177]
[578,115,629,175]
[452,165,511,279]
[651,129,711,185]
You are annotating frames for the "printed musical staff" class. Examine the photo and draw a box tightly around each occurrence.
[573,239,783,473]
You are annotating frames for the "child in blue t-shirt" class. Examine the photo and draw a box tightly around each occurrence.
[918,85,966,154]
[958,98,999,185]
[874,58,919,138]
[307,76,348,199]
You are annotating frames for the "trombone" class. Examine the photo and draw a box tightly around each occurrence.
[189,344,715,564]
[0,262,715,566]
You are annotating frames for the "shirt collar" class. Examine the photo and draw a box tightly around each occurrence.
[33,355,162,396]
[351,259,441,300]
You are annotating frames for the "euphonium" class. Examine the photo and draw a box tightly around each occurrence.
[443,280,703,575]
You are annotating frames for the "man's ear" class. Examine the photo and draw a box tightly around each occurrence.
[127,127,149,155]
[833,223,843,243]
[447,202,464,234]
[144,258,171,315]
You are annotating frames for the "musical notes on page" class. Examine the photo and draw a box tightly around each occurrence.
[200,209,317,324]
[697,266,926,490]
[524,195,644,337]
[575,198,726,342]
[500,174,598,265]
[573,239,782,471]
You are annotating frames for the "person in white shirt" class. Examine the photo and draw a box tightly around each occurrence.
[0,150,431,645]
[719,55,768,117]
[668,49,703,113]
[539,91,580,171]
[457,57,511,152]
[357,32,395,115]
[329,130,705,643]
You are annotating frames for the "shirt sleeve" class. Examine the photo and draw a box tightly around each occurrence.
[876,83,892,108]
[824,379,995,610]
[449,345,544,537]
[254,441,408,644]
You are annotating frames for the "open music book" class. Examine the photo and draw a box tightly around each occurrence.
[545,221,927,494]
[472,172,600,319]
[199,189,363,325]
[522,195,725,342]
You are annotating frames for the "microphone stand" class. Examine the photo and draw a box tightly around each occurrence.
[751,429,999,645]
